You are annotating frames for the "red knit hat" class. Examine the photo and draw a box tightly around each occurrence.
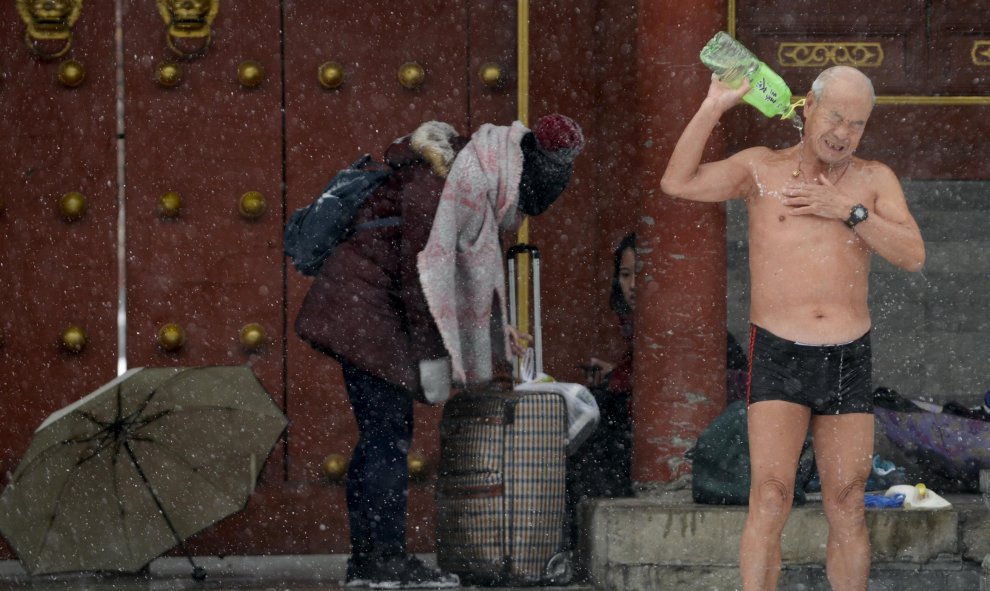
[532,114,585,160]
[515,114,583,217]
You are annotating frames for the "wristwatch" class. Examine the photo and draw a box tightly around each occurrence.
[845,203,869,228]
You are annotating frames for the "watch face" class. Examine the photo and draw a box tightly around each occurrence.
[847,204,868,227]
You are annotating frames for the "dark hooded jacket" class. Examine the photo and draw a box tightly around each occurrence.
[295,135,468,395]
[296,120,577,399]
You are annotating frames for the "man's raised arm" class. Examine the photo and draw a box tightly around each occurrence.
[661,75,754,203]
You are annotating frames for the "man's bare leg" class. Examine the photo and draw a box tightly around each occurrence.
[812,413,874,591]
[740,401,811,591]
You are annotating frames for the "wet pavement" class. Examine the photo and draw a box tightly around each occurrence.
[0,556,593,591]
[0,579,589,591]
[3,492,986,590]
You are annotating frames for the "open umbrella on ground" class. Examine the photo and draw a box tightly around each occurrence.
[0,365,287,579]
[875,404,990,491]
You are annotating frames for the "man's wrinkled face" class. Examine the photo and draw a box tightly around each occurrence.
[805,84,873,165]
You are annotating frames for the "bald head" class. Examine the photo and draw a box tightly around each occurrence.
[811,66,876,106]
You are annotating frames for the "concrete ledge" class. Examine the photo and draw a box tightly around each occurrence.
[584,497,958,566]
[579,492,984,591]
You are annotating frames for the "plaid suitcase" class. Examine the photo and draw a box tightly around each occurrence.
[435,244,571,585]
[435,387,569,585]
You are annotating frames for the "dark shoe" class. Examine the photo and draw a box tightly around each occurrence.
[368,554,459,589]
[344,554,374,588]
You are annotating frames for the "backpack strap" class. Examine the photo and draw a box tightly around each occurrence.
[351,216,401,233]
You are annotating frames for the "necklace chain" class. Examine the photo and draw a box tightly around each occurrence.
[791,152,851,186]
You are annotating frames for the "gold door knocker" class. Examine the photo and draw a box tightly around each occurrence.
[157,0,219,58]
[17,0,83,60]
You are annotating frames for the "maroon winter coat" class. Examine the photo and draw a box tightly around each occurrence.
[295,136,468,396]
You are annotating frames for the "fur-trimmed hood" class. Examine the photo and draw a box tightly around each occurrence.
[382,121,463,179]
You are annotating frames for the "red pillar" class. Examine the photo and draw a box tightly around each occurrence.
[632,2,728,485]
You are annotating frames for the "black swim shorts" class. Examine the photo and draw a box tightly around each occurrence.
[747,325,873,415]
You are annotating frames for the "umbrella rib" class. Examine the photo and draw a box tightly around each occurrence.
[37,475,76,551]
[110,442,141,566]
[9,440,78,480]
[123,442,201,573]
[129,405,276,502]
[8,432,115,484]
[63,381,160,450]
[34,440,119,556]
[128,438,246,508]
[8,409,201,482]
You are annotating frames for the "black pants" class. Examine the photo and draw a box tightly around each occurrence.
[340,360,414,556]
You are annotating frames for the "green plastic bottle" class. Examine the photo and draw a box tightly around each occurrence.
[700,31,800,123]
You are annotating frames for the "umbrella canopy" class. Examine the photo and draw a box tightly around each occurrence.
[0,366,287,576]
[875,405,990,488]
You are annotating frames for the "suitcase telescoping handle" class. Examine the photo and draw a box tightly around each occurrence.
[507,243,542,380]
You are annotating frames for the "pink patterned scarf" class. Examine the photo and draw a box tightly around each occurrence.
[417,122,527,385]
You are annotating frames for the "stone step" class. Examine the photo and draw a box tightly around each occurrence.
[576,490,988,591]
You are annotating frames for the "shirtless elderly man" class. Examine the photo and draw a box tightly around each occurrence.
[661,66,925,591]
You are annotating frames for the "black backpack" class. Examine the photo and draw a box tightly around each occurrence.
[283,154,391,276]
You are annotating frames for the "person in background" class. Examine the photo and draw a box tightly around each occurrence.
[568,232,636,546]
[569,229,750,549]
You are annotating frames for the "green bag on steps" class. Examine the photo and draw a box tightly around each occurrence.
[690,400,815,505]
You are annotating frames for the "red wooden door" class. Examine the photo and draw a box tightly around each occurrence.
[0,2,119,559]
[119,0,287,555]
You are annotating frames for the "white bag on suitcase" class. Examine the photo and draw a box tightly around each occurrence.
[511,245,600,454]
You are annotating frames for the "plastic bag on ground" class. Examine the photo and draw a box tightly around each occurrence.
[884,483,952,509]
